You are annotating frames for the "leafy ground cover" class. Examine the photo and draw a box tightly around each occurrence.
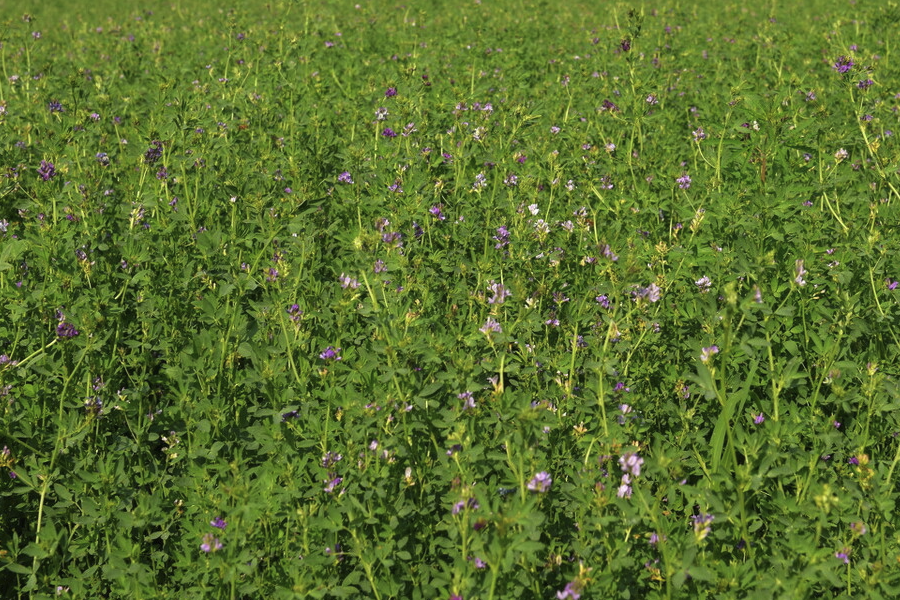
[2,1,900,598]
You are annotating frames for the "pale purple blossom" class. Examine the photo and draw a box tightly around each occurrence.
[480,318,502,334]
[493,226,510,249]
[700,345,719,363]
[200,533,223,553]
[527,471,552,493]
[324,476,343,493]
[617,474,632,498]
[692,513,714,541]
[556,582,582,600]
[794,260,807,286]
[339,273,360,289]
[457,391,476,410]
[619,452,643,477]
[487,281,511,304]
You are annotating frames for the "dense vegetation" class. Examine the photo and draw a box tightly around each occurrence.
[2,1,900,598]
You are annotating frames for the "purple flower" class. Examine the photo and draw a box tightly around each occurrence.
[337,171,353,184]
[527,471,552,493]
[753,413,765,425]
[620,38,631,52]
[287,304,303,322]
[676,174,692,189]
[324,476,343,493]
[458,391,476,411]
[200,533,223,553]
[430,204,446,221]
[338,273,360,289]
[385,87,397,97]
[695,276,712,292]
[210,516,227,530]
[48,100,63,113]
[700,345,719,364]
[835,548,850,564]
[472,172,487,191]
[382,231,403,247]
[794,259,807,286]
[373,259,386,273]
[600,244,619,261]
[480,318,502,335]
[493,226,510,249]
[833,55,854,74]
[619,452,643,477]
[382,127,397,138]
[143,140,164,164]
[322,451,343,468]
[37,160,56,181]
[601,99,619,112]
[635,283,661,303]
[84,396,103,416]
[452,498,479,515]
[319,346,342,361]
[56,321,79,338]
[487,281,511,304]
[691,513,714,541]
[556,581,582,600]
[857,79,874,90]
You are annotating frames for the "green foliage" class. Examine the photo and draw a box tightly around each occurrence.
[2,1,900,598]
